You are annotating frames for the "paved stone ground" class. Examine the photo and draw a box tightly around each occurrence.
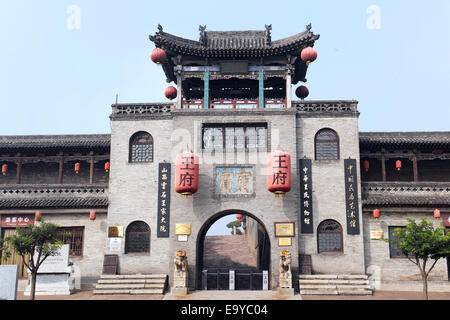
[16,290,450,300]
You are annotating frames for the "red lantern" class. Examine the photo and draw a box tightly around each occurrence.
[175,152,199,197]
[105,161,110,172]
[236,214,244,222]
[267,150,292,197]
[434,209,441,220]
[165,86,177,100]
[301,47,318,65]
[363,160,370,172]
[295,86,309,100]
[373,209,380,220]
[90,210,96,221]
[35,211,42,222]
[2,164,7,176]
[74,162,80,174]
[150,48,167,64]
[396,160,402,171]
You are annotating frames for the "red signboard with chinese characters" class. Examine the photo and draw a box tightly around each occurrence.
[1,214,35,228]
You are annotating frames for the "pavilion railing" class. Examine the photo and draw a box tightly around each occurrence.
[110,100,358,118]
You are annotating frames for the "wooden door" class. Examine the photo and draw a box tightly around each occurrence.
[1,229,30,278]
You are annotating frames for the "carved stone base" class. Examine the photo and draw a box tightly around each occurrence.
[171,287,188,296]
[278,287,294,296]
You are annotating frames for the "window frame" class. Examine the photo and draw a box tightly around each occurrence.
[124,221,151,255]
[202,123,268,151]
[129,131,154,163]
[317,219,344,254]
[314,128,340,160]
[388,226,409,259]
[57,226,85,258]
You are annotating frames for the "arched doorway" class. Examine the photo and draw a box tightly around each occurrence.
[196,209,270,290]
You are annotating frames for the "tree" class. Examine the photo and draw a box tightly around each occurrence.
[384,218,450,300]
[226,220,242,235]
[0,220,67,300]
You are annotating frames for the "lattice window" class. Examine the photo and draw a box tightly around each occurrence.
[129,132,153,163]
[202,124,267,150]
[315,128,339,160]
[58,227,84,257]
[125,221,150,254]
[317,220,343,253]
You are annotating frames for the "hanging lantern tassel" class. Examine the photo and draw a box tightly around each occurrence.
[90,210,96,221]
[373,209,380,221]
[434,209,440,220]
[2,164,7,176]
[105,161,110,173]
[74,162,80,174]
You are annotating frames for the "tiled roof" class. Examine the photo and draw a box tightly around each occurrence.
[361,182,450,207]
[362,195,450,207]
[359,132,450,149]
[0,185,108,209]
[149,26,319,57]
[0,134,110,152]
[0,197,108,209]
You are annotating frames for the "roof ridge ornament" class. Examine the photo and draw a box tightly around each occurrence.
[265,24,272,46]
[199,25,207,46]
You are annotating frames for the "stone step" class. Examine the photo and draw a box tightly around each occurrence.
[300,288,372,295]
[300,284,372,290]
[98,279,166,284]
[299,279,369,285]
[95,283,165,289]
[299,274,368,280]
[93,288,163,295]
[100,274,167,279]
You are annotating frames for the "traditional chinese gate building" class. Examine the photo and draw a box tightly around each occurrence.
[0,25,449,295]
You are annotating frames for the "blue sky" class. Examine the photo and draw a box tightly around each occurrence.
[1,0,450,137]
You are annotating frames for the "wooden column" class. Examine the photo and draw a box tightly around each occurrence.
[58,156,63,184]
[15,156,21,184]
[259,71,264,109]
[381,153,386,182]
[176,70,183,109]
[89,155,94,184]
[285,71,292,108]
[413,156,419,182]
[204,72,209,109]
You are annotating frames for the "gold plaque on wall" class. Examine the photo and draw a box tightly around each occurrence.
[274,222,295,237]
[370,230,384,240]
[175,223,191,235]
[278,237,292,247]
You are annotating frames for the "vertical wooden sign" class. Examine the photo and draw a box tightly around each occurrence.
[157,162,171,237]
[344,158,360,235]
[299,159,313,233]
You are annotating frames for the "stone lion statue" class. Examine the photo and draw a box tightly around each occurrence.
[174,250,188,278]
[279,250,292,288]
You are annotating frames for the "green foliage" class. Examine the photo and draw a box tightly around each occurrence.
[226,220,242,235]
[386,218,450,260]
[0,220,66,270]
[383,217,450,299]
[226,220,242,229]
